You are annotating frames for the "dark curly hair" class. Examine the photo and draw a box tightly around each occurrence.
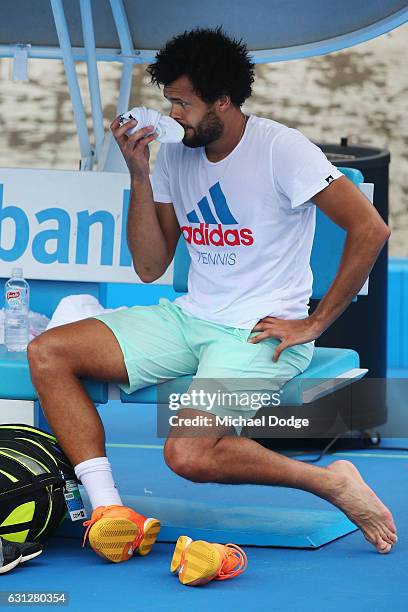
[146,27,255,107]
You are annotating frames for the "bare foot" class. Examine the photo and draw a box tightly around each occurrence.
[326,460,397,554]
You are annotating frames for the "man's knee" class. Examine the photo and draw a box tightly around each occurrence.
[27,330,67,380]
[163,438,217,483]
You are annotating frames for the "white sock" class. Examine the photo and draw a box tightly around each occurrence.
[74,457,123,510]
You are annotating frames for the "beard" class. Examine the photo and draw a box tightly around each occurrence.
[182,108,224,148]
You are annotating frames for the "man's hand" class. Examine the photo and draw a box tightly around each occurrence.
[110,116,157,181]
[248,316,322,362]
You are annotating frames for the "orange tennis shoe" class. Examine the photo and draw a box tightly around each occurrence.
[82,505,160,563]
[170,535,248,586]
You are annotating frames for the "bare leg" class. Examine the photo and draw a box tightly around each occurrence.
[164,409,397,554]
[27,319,129,466]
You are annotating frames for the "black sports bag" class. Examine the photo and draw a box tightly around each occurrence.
[0,424,76,543]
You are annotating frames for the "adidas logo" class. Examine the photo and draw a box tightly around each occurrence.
[181,182,254,247]
[182,223,253,246]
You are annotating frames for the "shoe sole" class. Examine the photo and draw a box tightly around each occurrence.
[88,518,139,563]
[170,535,192,574]
[178,541,221,586]
[0,554,22,574]
[136,518,161,556]
[20,550,43,563]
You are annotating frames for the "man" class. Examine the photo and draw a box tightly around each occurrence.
[27,27,397,565]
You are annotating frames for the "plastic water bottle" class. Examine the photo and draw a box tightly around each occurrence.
[4,268,30,352]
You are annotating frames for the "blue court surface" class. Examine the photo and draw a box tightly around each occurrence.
[3,401,407,612]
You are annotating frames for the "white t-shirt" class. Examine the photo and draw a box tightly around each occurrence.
[151,115,343,329]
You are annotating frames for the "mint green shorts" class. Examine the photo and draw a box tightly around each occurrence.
[94,298,314,426]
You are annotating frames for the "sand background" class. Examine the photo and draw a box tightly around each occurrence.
[0,23,407,255]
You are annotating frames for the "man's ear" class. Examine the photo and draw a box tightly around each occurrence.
[216,95,231,113]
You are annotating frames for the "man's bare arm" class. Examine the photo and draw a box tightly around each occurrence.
[249,175,391,361]
[110,115,180,282]
[309,175,390,334]
[127,178,180,282]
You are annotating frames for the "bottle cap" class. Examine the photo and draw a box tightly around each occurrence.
[11,268,23,278]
